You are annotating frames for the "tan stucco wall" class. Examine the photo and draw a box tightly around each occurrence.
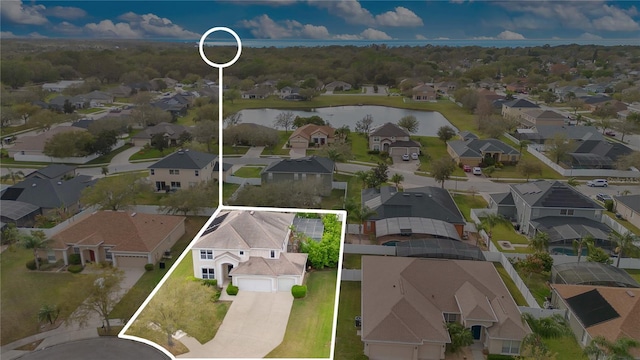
[150,165,214,190]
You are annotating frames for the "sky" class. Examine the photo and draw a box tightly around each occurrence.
[1,0,639,43]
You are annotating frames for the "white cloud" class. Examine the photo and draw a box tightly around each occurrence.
[579,32,603,40]
[435,37,450,40]
[471,36,495,40]
[84,20,142,39]
[374,6,423,27]
[115,12,200,39]
[52,21,83,35]
[0,31,18,38]
[415,34,427,40]
[497,30,525,40]
[239,14,329,39]
[333,33,362,40]
[0,0,47,25]
[46,6,86,20]
[360,28,392,40]
[0,31,46,39]
[27,32,47,39]
[592,5,640,31]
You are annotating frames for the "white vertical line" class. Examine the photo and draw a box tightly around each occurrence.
[218,66,224,207]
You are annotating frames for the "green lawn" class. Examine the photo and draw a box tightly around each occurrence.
[517,271,551,307]
[232,166,263,178]
[109,217,209,320]
[263,131,293,156]
[129,147,177,161]
[133,190,168,206]
[493,263,528,306]
[321,189,347,210]
[604,212,640,236]
[1,247,94,345]
[350,134,383,163]
[222,144,249,155]
[490,222,530,245]
[333,173,363,205]
[342,254,362,269]
[452,193,488,221]
[76,108,105,114]
[266,269,338,358]
[626,269,640,284]
[334,281,368,360]
[413,136,466,176]
[83,143,134,166]
[545,336,588,360]
[222,182,240,203]
[333,88,364,95]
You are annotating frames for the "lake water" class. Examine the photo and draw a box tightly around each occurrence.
[236,105,457,137]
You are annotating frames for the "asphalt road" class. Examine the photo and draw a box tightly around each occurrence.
[16,338,169,360]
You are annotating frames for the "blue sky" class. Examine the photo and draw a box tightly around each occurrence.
[1,1,639,42]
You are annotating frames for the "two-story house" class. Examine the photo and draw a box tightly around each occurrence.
[501,98,539,122]
[368,122,421,156]
[260,156,335,196]
[148,150,230,191]
[191,210,308,292]
[411,84,437,101]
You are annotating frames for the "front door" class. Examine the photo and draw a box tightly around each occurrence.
[227,264,234,278]
[471,325,482,340]
[89,250,96,262]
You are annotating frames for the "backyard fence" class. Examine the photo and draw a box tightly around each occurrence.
[341,269,362,281]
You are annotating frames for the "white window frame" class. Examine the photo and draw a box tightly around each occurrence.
[201,268,215,279]
[200,250,213,260]
[105,248,113,261]
[501,340,520,354]
[171,181,181,189]
[169,169,180,175]
[47,251,56,263]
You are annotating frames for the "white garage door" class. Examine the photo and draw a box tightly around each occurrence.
[116,255,147,268]
[237,278,272,292]
[277,278,295,292]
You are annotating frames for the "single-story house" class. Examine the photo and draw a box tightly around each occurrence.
[566,140,634,170]
[514,125,604,146]
[447,138,520,166]
[42,80,84,92]
[550,284,640,358]
[288,124,336,149]
[8,127,88,159]
[241,87,273,99]
[191,210,308,292]
[148,149,231,191]
[151,94,190,117]
[26,164,76,180]
[369,122,421,155]
[261,156,335,196]
[361,256,531,359]
[434,81,457,94]
[45,211,186,268]
[131,122,191,147]
[614,195,640,230]
[412,84,437,101]
[324,81,352,91]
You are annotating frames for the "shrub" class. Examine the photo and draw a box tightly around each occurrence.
[211,290,221,302]
[530,252,553,272]
[226,284,239,295]
[26,259,38,270]
[202,279,217,288]
[487,355,515,360]
[604,200,614,212]
[291,285,307,298]
[367,150,380,155]
[67,264,83,273]
[69,254,82,265]
[144,263,154,271]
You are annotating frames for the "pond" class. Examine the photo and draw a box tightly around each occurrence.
[235,105,457,137]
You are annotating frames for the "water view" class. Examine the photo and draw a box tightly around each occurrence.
[236,105,457,137]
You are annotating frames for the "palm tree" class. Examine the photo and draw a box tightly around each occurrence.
[390,173,404,190]
[567,177,579,187]
[1,168,25,184]
[573,235,595,263]
[521,313,572,339]
[38,304,60,325]
[354,170,370,189]
[584,336,640,360]
[608,231,639,268]
[21,230,51,270]
[345,200,376,240]
[480,213,508,241]
[518,139,531,154]
[529,231,550,253]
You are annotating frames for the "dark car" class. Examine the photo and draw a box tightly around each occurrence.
[596,193,613,202]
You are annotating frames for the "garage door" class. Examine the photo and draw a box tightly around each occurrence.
[236,278,272,292]
[277,278,295,292]
[116,255,147,268]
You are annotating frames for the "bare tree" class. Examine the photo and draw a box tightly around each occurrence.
[273,111,294,133]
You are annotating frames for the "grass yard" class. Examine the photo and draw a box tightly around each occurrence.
[321,189,347,210]
[414,136,466,176]
[342,254,362,269]
[232,166,263,178]
[451,193,488,221]
[222,182,240,203]
[222,144,249,155]
[604,212,640,236]
[545,336,588,359]
[626,269,640,284]
[0,247,94,345]
[266,269,338,358]
[134,191,168,205]
[129,147,177,161]
[125,325,190,356]
[493,263,528,306]
[83,143,134,166]
[77,108,105,115]
[109,217,209,320]
[333,173,363,205]
[517,271,551,307]
[490,223,530,245]
[350,133,384,164]
[334,281,368,360]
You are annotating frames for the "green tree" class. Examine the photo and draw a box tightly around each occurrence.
[194,120,218,153]
[390,173,404,190]
[1,168,25,184]
[150,133,168,155]
[546,134,574,164]
[521,313,571,339]
[614,112,640,142]
[518,139,532,154]
[367,162,389,189]
[354,170,370,189]
[223,89,241,104]
[573,235,594,263]
[609,231,639,268]
[317,143,352,164]
[70,264,124,333]
[345,199,376,240]
[586,244,613,265]
[43,131,95,158]
[1,223,21,246]
[584,336,640,360]
[355,114,373,134]
[520,333,557,360]
[398,115,419,133]
[431,158,456,188]
[529,231,550,253]
[21,230,50,270]
[437,125,456,143]
[38,304,60,325]
[567,177,579,187]
[445,322,473,353]
[230,180,323,208]
[81,173,152,211]
[1,61,30,88]
[159,181,217,216]
[568,98,585,115]
[517,159,542,181]
[592,103,617,134]
[539,91,558,104]
[480,213,508,241]
[92,130,119,156]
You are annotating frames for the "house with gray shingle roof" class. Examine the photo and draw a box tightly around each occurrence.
[515,125,604,145]
[261,155,335,196]
[191,210,308,292]
[447,138,520,167]
[368,122,421,155]
[501,98,539,122]
[148,149,231,191]
[614,194,640,230]
[131,122,191,147]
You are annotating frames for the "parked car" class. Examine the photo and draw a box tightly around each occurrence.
[472,167,482,176]
[402,154,410,161]
[605,130,616,136]
[587,179,608,187]
[463,165,472,172]
[596,193,613,202]
[411,152,419,160]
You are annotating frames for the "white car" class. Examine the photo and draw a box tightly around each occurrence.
[402,154,410,161]
[587,179,608,187]
[411,152,419,160]
[472,167,482,176]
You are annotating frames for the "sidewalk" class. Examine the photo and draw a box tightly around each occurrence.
[240,146,265,159]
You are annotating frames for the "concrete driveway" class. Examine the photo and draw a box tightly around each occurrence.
[178,291,293,358]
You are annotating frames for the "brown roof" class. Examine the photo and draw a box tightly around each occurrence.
[552,284,640,343]
[50,211,185,253]
[11,126,87,153]
[229,253,307,276]
[289,124,335,141]
[362,257,530,345]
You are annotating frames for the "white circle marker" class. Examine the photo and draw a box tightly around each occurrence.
[198,27,242,68]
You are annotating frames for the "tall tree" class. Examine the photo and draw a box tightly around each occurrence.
[529,231,550,253]
[586,244,613,265]
[193,120,218,153]
[274,111,295,133]
[592,102,617,134]
[223,89,241,104]
[609,231,639,268]
[614,113,640,142]
[437,125,456,143]
[390,173,404,190]
[1,168,25,184]
[21,230,50,270]
[70,264,124,333]
[1,223,21,246]
[43,131,95,158]
[367,162,389,189]
[81,173,152,211]
[517,159,542,181]
[573,235,594,263]
[547,134,574,164]
[445,322,474,354]
[355,114,373,134]
[150,133,168,155]
[345,200,377,240]
[431,158,456,188]
[159,181,217,216]
[397,115,419,133]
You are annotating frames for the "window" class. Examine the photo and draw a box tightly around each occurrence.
[150,169,155,175]
[200,250,213,259]
[560,209,574,216]
[239,251,244,256]
[169,169,180,175]
[171,181,181,189]
[502,340,520,354]
[105,248,113,261]
[73,247,80,254]
[373,137,380,142]
[443,313,458,323]
[47,251,56,262]
[195,170,199,177]
[201,268,215,279]
[373,145,380,151]
[270,250,276,258]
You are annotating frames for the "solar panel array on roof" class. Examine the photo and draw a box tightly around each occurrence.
[0,188,24,201]
[293,217,325,241]
[565,289,620,327]
[540,185,594,208]
[202,212,228,236]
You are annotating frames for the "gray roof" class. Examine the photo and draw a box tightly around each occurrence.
[229,253,307,276]
[552,262,639,288]
[375,217,461,240]
[194,210,295,250]
[458,131,478,140]
[370,122,410,137]
[527,125,604,142]
[0,175,95,210]
[615,194,640,213]
[0,200,39,220]
[388,140,421,148]
[530,216,612,243]
[262,156,334,174]
[490,192,515,206]
[149,150,217,170]
[511,180,602,209]
[448,139,519,159]
[503,98,539,108]
[292,217,324,241]
[132,122,190,140]
[362,186,465,224]
[26,164,75,180]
